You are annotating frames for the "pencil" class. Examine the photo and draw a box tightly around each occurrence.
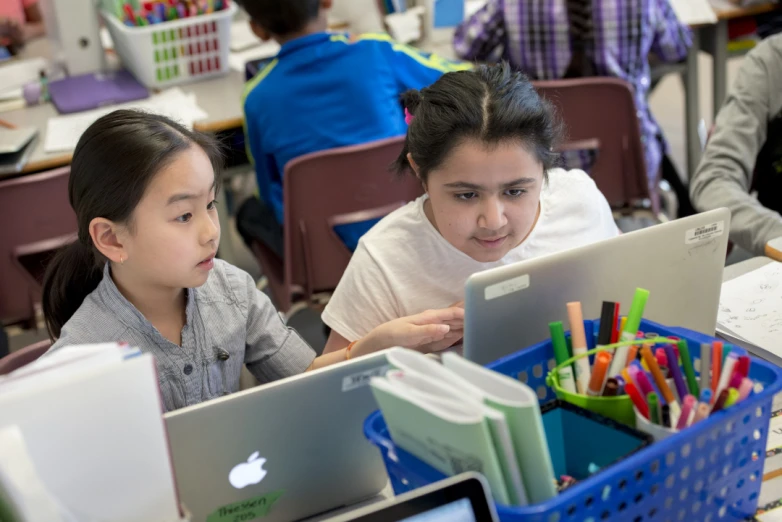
[0,119,17,129]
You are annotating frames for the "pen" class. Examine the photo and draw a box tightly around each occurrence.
[640,346,675,404]
[716,352,739,399]
[711,341,723,397]
[648,392,660,425]
[664,344,688,403]
[597,301,616,348]
[550,322,576,394]
[603,378,619,397]
[567,303,592,394]
[678,340,699,398]
[608,288,650,377]
[723,388,740,408]
[711,389,730,414]
[738,378,754,402]
[677,395,696,430]
[626,382,649,419]
[587,351,612,397]
[661,403,671,428]
[699,343,711,398]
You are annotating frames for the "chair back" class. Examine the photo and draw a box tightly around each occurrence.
[0,167,77,324]
[0,339,51,375]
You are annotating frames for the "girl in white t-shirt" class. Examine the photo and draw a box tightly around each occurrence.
[322,63,619,354]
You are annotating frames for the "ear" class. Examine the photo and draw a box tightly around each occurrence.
[407,153,427,191]
[321,0,333,9]
[249,20,271,41]
[89,217,127,264]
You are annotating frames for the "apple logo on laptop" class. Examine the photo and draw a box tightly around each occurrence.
[229,451,267,489]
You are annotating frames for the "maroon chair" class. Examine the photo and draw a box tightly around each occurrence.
[532,78,658,214]
[0,167,77,326]
[0,339,51,375]
[249,136,423,313]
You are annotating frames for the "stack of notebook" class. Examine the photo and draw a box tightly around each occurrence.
[370,350,557,506]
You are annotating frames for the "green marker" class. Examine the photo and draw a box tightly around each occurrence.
[677,340,699,398]
[648,392,659,425]
[608,288,650,377]
[550,321,576,394]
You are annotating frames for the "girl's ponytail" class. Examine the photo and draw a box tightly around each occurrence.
[42,240,102,339]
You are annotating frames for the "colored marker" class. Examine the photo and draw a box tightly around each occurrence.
[663,344,688,403]
[661,404,672,428]
[608,288,650,377]
[738,378,754,402]
[550,322,576,394]
[640,345,677,417]
[123,3,136,23]
[625,382,649,419]
[692,402,710,424]
[567,302,592,394]
[677,395,697,430]
[711,342,723,397]
[724,388,740,408]
[634,368,655,397]
[700,388,713,404]
[615,375,626,395]
[588,351,612,397]
[736,355,750,379]
[699,343,711,398]
[625,344,640,368]
[711,389,730,414]
[610,305,621,344]
[597,301,616,347]
[678,340,699,398]
[603,378,619,397]
[716,352,739,399]
[648,392,660,425]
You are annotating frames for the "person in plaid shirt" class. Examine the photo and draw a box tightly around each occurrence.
[454,0,694,215]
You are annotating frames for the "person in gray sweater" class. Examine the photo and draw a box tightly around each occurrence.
[690,34,782,255]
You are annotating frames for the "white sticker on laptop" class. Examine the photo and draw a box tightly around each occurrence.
[484,274,530,301]
[685,221,725,244]
[342,365,391,392]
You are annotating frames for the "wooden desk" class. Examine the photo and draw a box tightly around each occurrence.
[3,39,247,175]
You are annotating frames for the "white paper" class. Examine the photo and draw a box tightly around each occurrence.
[718,262,782,359]
[44,88,209,153]
[230,20,261,52]
[670,0,717,25]
[0,58,48,93]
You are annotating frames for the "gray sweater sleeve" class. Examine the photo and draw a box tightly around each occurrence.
[690,35,782,255]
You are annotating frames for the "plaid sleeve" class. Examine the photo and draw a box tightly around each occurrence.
[650,0,693,63]
[453,0,507,62]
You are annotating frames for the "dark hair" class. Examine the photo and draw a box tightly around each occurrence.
[42,110,223,340]
[237,0,320,36]
[394,63,562,181]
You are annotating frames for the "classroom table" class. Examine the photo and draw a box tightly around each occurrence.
[722,255,774,282]
[2,37,247,175]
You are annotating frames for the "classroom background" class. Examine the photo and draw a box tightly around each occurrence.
[3,0,782,519]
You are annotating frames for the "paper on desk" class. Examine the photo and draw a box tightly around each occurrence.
[717,262,782,363]
[231,20,261,52]
[669,0,717,25]
[0,57,48,93]
[228,42,280,73]
[44,88,208,152]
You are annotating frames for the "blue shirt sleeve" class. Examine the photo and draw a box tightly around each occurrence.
[243,92,284,224]
[372,36,472,93]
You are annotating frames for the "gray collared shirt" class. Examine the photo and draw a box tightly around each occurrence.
[48,260,316,411]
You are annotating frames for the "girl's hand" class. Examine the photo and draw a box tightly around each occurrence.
[352,307,465,357]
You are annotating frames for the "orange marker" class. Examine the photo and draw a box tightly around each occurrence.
[588,351,613,396]
[640,346,675,404]
[711,341,723,400]
[625,344,640,368]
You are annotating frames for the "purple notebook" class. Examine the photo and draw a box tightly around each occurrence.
[48,70,149,114]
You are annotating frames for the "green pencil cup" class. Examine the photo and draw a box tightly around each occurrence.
[546,372,636,427]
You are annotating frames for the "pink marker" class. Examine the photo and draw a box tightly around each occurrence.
[635,369,655,397]
[691,402,710,424]
[676,395,697,429]
[728,371,743,391]
[738,378,754,402]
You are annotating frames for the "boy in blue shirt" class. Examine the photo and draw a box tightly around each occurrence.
[236,0,470,258]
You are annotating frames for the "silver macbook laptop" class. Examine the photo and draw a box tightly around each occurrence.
[165,350,399,522]
[463,209,731,365]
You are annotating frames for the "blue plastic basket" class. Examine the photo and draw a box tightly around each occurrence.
[363,319,782,521]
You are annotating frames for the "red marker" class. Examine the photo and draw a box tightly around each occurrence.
[610,303,621,344]
[736,355,750,379]
[123,3,136,23]
[626,382,649,419]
